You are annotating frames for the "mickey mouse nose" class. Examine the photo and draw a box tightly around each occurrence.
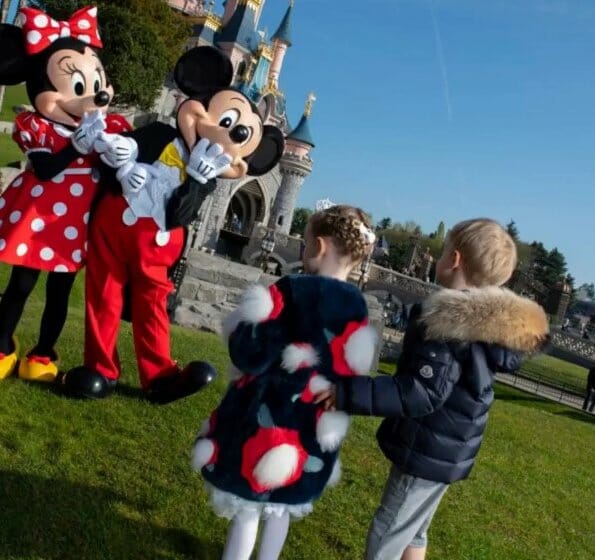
[230,125,250,144]
[94,91,110,107]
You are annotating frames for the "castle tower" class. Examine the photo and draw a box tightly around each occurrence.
[267,0,293,90]
[221,0,238,25]
[269,93,316,234]
[216,0,264,78]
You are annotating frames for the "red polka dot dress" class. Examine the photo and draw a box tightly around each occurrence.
[0,111,131,272]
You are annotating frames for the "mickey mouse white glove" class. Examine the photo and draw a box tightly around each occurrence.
[116,162,157,195]
[72,110,107,155]
[186,138,232,184]
[94,132,139,169]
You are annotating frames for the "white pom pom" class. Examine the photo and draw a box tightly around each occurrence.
[238,284,274,324]
[253,444,299,490]
[191,438,216,470]
[281,343,319,373]
[308,374,331,395]
[344,325,377,375]
[316,411,350,452]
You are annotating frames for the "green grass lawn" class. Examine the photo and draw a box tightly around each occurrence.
[0,132,24,168]
[0,84,28,122]
[519,354,589,394]
[0,264,594,560]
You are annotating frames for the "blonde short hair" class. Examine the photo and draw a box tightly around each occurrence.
[446,218,517,287]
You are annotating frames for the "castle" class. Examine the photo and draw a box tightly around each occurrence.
[158,0,315,264]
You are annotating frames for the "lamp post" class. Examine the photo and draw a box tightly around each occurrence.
[260,229,276,272]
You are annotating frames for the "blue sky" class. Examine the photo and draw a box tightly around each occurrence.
[257,0,594,285]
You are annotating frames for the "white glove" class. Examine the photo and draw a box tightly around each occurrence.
[72,110,106,155]
[186,138,232,184]
[94,132,138,169]
[116,162,157,195]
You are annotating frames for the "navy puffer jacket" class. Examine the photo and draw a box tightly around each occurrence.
[335,287,549,484]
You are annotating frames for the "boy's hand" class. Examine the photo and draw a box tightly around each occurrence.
[314,385,337,411]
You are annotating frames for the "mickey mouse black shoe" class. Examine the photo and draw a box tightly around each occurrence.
[146,361,216,405]
[61,366,116,399]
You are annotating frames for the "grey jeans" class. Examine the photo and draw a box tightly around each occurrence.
[365,466,448,560]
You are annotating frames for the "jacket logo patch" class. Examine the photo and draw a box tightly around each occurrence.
[419,365,434,379]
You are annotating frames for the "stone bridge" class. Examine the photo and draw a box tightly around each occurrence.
[174,248,593,369]
[549,330,595,368]
[360,264,594,368]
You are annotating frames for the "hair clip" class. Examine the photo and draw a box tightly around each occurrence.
[357,222,376,245]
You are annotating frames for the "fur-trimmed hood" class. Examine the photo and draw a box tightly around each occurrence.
[419,287,549,353]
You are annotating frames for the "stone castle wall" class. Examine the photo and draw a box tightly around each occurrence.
[175,250,386,368]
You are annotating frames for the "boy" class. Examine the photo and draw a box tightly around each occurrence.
[316,218,549,560]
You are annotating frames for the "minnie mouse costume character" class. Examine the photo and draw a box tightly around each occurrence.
[0,6,131,383]
[62,47,285,403]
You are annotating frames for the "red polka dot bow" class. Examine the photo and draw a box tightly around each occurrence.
[18,6,103,56]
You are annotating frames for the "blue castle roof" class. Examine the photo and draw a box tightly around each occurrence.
[216,1,259,49]
[287,113,315,147]
[272,2,293,47]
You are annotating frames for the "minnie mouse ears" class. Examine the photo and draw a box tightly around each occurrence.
[0,24,29,85]
[174,46,234,99]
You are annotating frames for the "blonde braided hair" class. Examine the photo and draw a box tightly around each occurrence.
[308,205,375,264]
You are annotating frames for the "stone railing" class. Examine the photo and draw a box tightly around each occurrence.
[550,330,595,365]
[241,224,303,270]
[365,264,438,304]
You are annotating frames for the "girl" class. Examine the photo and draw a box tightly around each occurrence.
[192,205,378,560]
[0,6,131,382]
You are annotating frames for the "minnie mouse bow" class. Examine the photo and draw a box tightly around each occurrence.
[18,6,102,56]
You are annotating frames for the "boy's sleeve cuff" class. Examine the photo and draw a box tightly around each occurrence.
[334,379,348,411]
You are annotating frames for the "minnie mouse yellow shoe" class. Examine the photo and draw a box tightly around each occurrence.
[0,338,19,380]
[18,352,59,383]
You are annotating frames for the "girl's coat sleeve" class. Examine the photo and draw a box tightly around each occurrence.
[223,278,290,376]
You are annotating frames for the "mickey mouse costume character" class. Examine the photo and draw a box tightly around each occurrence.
[62,47,285,403]
[0,6,131,383]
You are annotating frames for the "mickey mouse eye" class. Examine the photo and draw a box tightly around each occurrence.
[219,109,240,129]
[71,71,86,97]
[92,70,102,94]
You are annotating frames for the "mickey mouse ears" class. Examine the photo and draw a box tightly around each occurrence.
[174,47,233,98]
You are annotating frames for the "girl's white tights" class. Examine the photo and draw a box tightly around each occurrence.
[221,510,291,560]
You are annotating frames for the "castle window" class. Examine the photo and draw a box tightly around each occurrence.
[237,61,247,79]
[277,215,284,227]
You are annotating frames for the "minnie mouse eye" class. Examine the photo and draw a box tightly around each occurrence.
[219,109,240,129]
[92,70,102,94]
[71,71,86,97]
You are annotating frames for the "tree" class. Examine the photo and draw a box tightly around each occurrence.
[531,244,568,287]
[377,217,392,231]
[40,0,191,110]
[577,283,595,300]
[290,207,312,237]
[506,220,519,241]
[435,221,446,242]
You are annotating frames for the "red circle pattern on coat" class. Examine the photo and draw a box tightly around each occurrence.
[241,426,309,494]
[329,319,369,376]
[0,111,131,272]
